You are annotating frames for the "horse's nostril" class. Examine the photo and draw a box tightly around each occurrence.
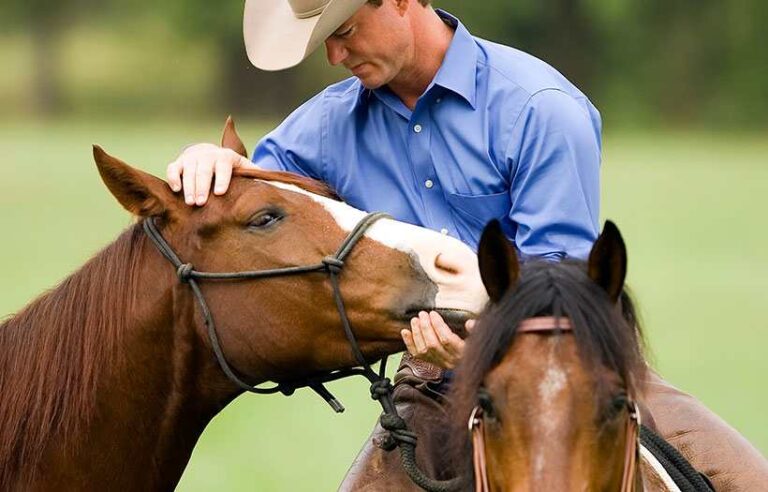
[435,253,461,275]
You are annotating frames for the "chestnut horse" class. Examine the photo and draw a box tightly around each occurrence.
[452,220,709,491]
[0,120,488,490]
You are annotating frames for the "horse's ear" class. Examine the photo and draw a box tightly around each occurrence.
[478,219,520,303]
[587,221,627,303]
[93,145,177,218]
[221,116,248,159]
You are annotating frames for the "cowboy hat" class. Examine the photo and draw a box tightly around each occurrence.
[244,0,368,71]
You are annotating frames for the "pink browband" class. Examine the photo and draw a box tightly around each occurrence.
[516,316,572,333]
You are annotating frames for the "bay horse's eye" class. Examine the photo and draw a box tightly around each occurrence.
[606,393,629,420]
[248,210,284,230]
[477,389,498,421]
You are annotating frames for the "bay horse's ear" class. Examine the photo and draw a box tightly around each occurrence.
[221,116,249,158]
[587,221,627,303]
[478,219,520,303]
[93,145,177,218]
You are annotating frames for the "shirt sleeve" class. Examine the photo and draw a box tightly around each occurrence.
[251,91,326,181]
[505,89,601,260]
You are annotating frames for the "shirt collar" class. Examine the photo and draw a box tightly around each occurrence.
[356,9,478,109]
[431,9,478,109]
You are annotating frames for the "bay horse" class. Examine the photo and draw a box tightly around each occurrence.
[0,119,488,490]
[451,220,708,491]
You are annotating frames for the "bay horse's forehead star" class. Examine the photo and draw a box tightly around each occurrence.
[262,179,489,315]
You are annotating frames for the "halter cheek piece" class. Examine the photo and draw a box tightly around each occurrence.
[143,212,392,412]
[467,317,641,492]
[144,213,466,492]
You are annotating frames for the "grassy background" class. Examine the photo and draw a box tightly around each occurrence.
[0,120,766,490]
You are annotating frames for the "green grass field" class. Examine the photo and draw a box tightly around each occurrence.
[1,119,766,490]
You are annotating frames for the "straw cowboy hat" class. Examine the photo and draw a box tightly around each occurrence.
[244,0,368,71]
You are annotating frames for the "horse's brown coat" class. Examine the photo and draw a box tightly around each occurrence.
[0,120,478,490]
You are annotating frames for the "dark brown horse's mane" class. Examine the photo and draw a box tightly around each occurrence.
[234,167,340,200]
[0,225,147,488]
[450,259,647,447]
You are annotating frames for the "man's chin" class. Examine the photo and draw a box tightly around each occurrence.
[357,76,386,90]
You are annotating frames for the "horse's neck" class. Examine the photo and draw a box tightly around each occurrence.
[35,242,237,490]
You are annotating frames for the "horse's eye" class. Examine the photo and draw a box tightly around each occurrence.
[606,393,629,420]
[478,389,498,421]
[248,210,284,229]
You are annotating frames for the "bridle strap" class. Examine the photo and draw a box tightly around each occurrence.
[468,406,490,492]
[621,402,641,492]
[468,316,640,492]
[144,211,468,491]
[517,316,572,333]
[142,212,390,411]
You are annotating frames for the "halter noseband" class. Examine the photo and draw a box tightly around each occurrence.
[468,316,641,492]
[143,212,393,412]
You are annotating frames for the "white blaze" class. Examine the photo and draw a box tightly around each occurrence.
[533,341,568,479]
[263,181,488,314]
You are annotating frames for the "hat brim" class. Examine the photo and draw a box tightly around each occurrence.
[244,0,368,71]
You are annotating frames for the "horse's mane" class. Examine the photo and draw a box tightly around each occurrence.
[0,224,147,487]
[0,168,337,487]
[234,167,340,200]
[451,259,647,439]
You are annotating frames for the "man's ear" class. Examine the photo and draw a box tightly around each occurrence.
[587,221,627,303]
[478,219,520,303]
[221,116,249,159]
[93,145,178,218]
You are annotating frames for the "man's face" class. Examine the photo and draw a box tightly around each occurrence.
[324,2,412,89]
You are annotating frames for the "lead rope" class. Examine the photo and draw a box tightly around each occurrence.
[143,214,466,492]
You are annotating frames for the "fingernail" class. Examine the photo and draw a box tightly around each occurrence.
[185,195,193,205]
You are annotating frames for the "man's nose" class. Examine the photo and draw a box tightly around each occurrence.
[324,38,348,66]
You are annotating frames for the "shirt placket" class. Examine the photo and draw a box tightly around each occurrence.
[408,107,452,237]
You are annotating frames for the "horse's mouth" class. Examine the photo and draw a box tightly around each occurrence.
[403,308,475,339]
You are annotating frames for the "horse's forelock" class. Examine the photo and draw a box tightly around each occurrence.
[449,260,647,463]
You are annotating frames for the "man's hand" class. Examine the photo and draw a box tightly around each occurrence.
[166,143,256,206]
[401,311,477,369]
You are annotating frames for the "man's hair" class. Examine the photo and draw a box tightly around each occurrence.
[368,0,431,6]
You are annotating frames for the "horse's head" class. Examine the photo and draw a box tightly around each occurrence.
[453,220,647,491]
[92,118,488,384]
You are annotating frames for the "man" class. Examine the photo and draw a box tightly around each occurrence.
[167,1,768,489]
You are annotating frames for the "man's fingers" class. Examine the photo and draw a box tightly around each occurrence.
[181,159,197,205]
[401,329,417,356]
[410,316,427,354]
[430,311,465,357]
[212,158,234,196]
[194,158,215,206]
[236,154,254,170]
[166,159,183,192]
[465,319,477,332]
[419,311,443,348]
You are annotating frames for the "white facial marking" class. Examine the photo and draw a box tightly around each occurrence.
[261,180,488,314]
[264,180,415,252]
[533,340,567,479]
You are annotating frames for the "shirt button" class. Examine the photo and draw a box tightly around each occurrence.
[414,124,423,133]
[425,179,434,189]
[436,97,443,103]
[440,228,449,235]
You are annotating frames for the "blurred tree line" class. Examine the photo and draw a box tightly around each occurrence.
[1,0,766,128]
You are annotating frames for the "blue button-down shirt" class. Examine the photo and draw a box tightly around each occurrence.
[253,10,601,259]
